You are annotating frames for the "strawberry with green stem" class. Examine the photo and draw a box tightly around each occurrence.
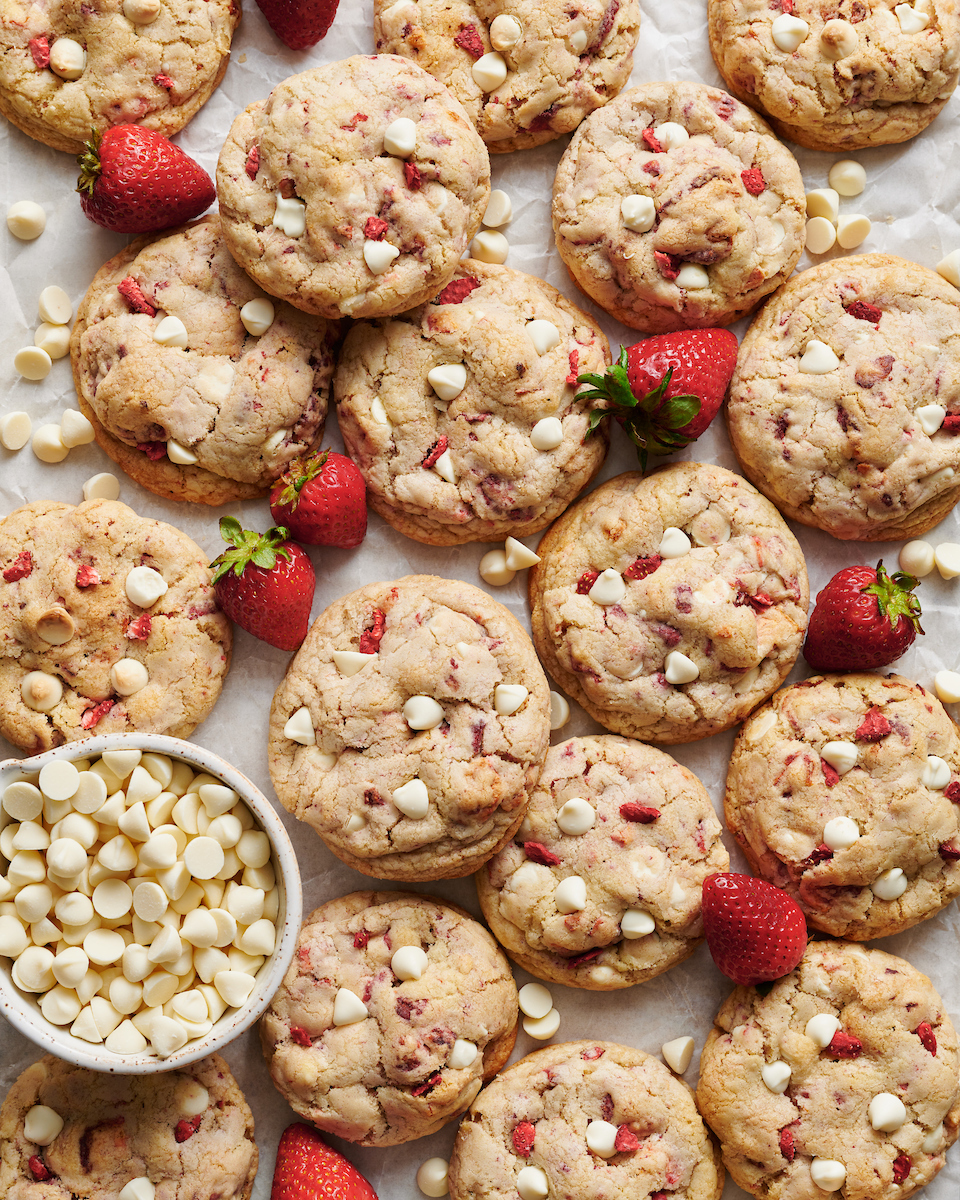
[269,449,367,549]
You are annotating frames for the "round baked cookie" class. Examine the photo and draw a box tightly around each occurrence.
[0,498,232,752]
[527,463,809,745]
[216,55,491,321]
[70,217,336,506]
[0,1053,257,1200]
[373,0,641,153]
[552,80,806,333]
[476,734,729,989]
[727,254,960,541]
[708,0,960,151]
[697,941,960,1200]
[0,0,238,154]
[268,574,550,880]
[260,890,519,1146]
[334,260,610,546]
[725,673,960,941]
[448,1040,724,1200]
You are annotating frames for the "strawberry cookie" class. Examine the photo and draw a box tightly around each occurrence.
[552,81,806,333]
[268,574,550,880]
[697,941,960,1200]
[0,0,238,154]
[476,735,729,990]
[373,0,641,153]
[334,260,610,546]
[260,890,518,1145]
[708,0,960,151]
[70,216,336,506]
[0,499,231,752]
[0,1053,257,1199]
[727,254,960,541]
[216,55,491,321]
[448,1040,724,1200]
[527,463,809,745]
[724,673,960,940]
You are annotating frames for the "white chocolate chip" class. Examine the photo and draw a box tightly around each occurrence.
[39,760,80,802]
[585,1119,618,1158]
[810,1159,846,1191]
[664,651,699,685]
[392,778,430,819]
[416,1158,450,1198]
[530,416,563,450]
[820,18,858,59]
[83,473,121,501]
[518,982,553,1019]
[522,1008,560,1041]
[152,315,188,348]
[504,537,540,571]
[934,670,960,704]
[392,945,428,980]
[17,349,53,382]
[239,297,275,336]
[21,672,63,712]
[38,285,72,327]
[896,2,929,31]
[821,741,857,774]
[620,194,656,233]
[124,0,161,22]
[934,542,960,578]
[805,188,840,221]
[661,1036,695,1074]
[49,37,86,79]
[163,439,196,465]
[588,568,625,605]
[936,250,960,288]
[556,798,595,835]
[7,201,46,240]
[489,13,522,50]
[332,986,368,1025]
[676,263,709,289]
[109,658,149,697]
[554,875,586,913]
[828,159,866,197]
[621,909,655,937]
[482,189,512,227]
[805,1013,840,1047]
[799,340,840,373]
[922,755,951,789]
[761,1061,792,1093]
[333,650,376,677]
[403,696,444,730]
[427,362,467,401]
[771,13,809,50]
[344,814,366,834]
[125,565,167,608]
[24,1105,64,1145]
[527,320,561,355]
[183,836,225,879]
[823,816,860,849]
[470,230,508,264]
[432,449,456,484]
[472,51,507,91]
[494,684,528,715]
[654,121,689,149]
[658,527,691,558]
[59,409,95,448]
[370,396,391,427]
[869,1092,907,1132]
[364,239,400,274]
[805,216,837,255]
[922,1124,945,1153]
[283,706,316,745]
[899,540,935,576]
[516,1166,549,1200]
[448,1038,477,1069]
[0,411,33,450]
[273,195,306,236]
[549,691,570,729]
[917,401,947,433]
[479,550,515,586]
[384,117,417,157]
[872,867,907,900]
[836,214,871,250]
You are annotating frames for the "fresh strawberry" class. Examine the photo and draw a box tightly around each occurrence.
[577,328,739,469]
[702,873,808,987]
[210,518,314,652]
[269,449,367,549]
[255,0,340,49]
[271,1124,377,1200]
[76,126,215,234]
[803,561,923,672]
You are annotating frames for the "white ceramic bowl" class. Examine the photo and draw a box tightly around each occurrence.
[0,732,301,1072]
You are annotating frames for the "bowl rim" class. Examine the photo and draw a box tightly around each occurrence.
[0,731,302,1072]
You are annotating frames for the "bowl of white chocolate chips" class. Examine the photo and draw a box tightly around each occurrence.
[0,733,301,1071]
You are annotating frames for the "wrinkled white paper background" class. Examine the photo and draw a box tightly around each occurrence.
[1,2,959,1197]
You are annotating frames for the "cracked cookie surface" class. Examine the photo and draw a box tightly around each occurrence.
[727,254,960,541]
[527,463,809,745]
[216,55,491,320]
[373,0,641,153]
[476,734,728,989]
[725,672,960,940]
[697,941,960,1200]
[70,216,335,505]
[552,80,806,333]
[0,499,231,752]
[268,574,550,880]
[260,890,518,1145]
[334,259,610,546]
[448,1039,724,1200]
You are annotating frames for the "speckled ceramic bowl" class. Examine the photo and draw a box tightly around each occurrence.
[0,732,301,1072]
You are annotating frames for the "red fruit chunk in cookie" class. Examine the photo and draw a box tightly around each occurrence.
[943,414,960,433]
[512,1122,535,1157]
[801,844,834,869]
[358,610,386,655]
[567,947,604,968]
[827,1029,863,1058]
[403,161,422,190]
[411,1072,442,1096]
[915,1021,937,1055]
[576,569,600,594]
[642,127,663,152]
[29,37,50,68]
[81,699,115,729]
[623,554,662,581]
[245,145,260,180]
[28,1157,51,1181]
[126,613,152,640]
[118,276,157,316]
[939,841,960,861]
[567,348,579,386]
[945,781,960,803]
[75,565,100,588]
[364,216,389,241]
[653,251,680,280]
[779,1127,795,1161]
[174,1115,202,1142]
[701,872,807,986]
[153,73,174,88]
[614,1126,640,1153]
[846,300,883,323]
[524,841,562,866]
[892,1154,912,1185]
[740,168,765,195]
[454,24,485,58]
[137,441,168,461]
[434,276,480,305]
[821,758,840,788]
[3,551,33,581]
[619,802,660,823]
[421,436,449,469]
[854,706,891,741]
[290,1026,312,1047]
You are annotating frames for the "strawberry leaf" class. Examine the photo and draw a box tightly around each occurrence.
[211,517,292,582]
[275,448,331,512]
[861,561,924,634]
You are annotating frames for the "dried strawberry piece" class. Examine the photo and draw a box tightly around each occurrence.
[821,758,840,788]
[943,414,960,433]
[364,788,384,806]
[80,698,115,729]
[741,168,766,195]
[353,928,370,949]
[576,569,600,594]
[745,592,773,611]
[289,1026,312,1047]
[174,1115,202,1142]
[623,554,662,581]
[411,1071,442,1096]
[523,841,561,866]
[802,844,834,869]
[3,551,33,582]
[364,216,389,241]
[827,1029,863,1058]
[422,436,449,469]
[855,706,891,741]
[435,276,480,305]
[118,276,156,316]
[512,1121,535,1157]
[642,127,663,153]
[620,802,660,823]
[654,251,680,280]
[939,840,960,861]
[567,947,603,968]
[28,1156,51,1181]
[245,145,260,180]
[454,24,485,58]
[892,1154,912,1185]
[846,300,883,323]
[779,1127,795,1161]
[403,161,423,190]
[581,1046,605,1060]
[76,564,100,588]
[945,781,960,803]
[358,609,386,654]
[29,36,50,69]
[915,1021,937,1055]
[780,0,793,11]
[614,1126,639,1153]
[126,613,152,640]
[566,348,579,386]
[137,441,167,461]
[153,73,174,88]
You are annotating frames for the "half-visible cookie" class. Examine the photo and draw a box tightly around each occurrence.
[697,941,960,1200]
[260,890,518,1146]
[476,734,729,989]
[334,260,610,546]
[268,574,550,880]
[528,463,809,744]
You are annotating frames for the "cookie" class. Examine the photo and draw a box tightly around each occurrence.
[552,81,806,333]
[726,253,960,541]
[334,260,610,546]
[268,574,550,880]
[476,734,729,990]
[216,55,491,321]
[373,0,641,153]
[0,1052,257,1200]
[0,498,232,752]
[708,0,960,152]
[448,1039,724,1200]
[725,672,960,941]
[260,890,519,1146]
[527,463,809,745]
[70,216,336,506]
[0,0,238,154]
[697,941,960,1200]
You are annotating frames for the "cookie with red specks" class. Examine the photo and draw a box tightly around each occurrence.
[260,890,518,1145]
[477,734,728,989]
[697,941,960,1200]
[0,1053,257,1200]
[0,499,231,752]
